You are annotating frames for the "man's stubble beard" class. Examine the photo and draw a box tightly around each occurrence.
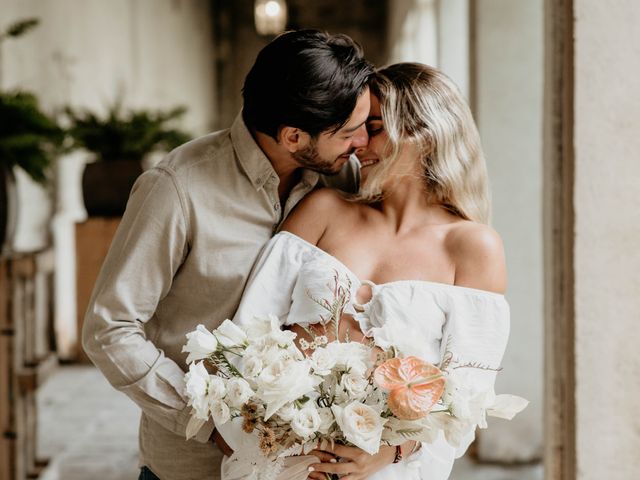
[292,140,352,176]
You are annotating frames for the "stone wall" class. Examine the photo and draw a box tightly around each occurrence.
[573,0,640,477]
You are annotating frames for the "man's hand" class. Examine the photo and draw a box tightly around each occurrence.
[210,428,234,456]
[306,443,396,480]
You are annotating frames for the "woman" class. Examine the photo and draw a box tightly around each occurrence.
[218,63,510,480]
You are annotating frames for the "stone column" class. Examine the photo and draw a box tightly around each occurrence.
[572,0,640,477]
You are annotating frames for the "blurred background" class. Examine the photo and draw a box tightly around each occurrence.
[1,1,638,480]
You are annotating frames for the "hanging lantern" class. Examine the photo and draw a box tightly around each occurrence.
[254,0,288,36]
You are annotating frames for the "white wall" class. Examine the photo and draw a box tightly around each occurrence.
[2,0,217,248]
[1,0,216,133]
[573,1,640,478]
[474,0,544,462]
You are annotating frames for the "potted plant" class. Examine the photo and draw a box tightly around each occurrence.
[0,91,64,252]
[65,102,191,217]
[0,18,63,252]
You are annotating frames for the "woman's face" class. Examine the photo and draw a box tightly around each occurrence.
[358,92,419,186]
[357,93,386,180]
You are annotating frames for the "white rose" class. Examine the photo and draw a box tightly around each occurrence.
[340,372,369,400]
[317,407,335,434]
[327,342,371,371]
[210,399,231,425]
[244,338,271,359]
[310,347,336,376]
[291,405,322,439]
[244,314,281,338]
[215,320,248,347]
[265,328,298,349]
[261,343,302,364]
[184,361,211,420]
[182,325,218,364]
[276,403,297,422]
[207,375,227,401]
[344,357,368,376]
[257,358,321,419]
[331,402,386,455]
[226,377,254,408]
[242,355,263,378]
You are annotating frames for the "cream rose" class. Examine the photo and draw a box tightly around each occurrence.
[331,402,386,455]
[340,372,369,400]
[225,377,254,408]
[210,399,231,425]
[310,347,337,376]
[242,355,263,378]
[207,375,227,401]
[317,407,335,434]
[291,405,322,439]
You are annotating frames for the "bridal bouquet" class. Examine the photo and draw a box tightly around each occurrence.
[181,274,527,478]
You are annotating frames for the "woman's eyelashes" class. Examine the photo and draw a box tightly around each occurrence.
[366,123,383,136]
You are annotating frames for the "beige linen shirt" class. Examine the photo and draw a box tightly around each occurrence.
[82,114,359,480]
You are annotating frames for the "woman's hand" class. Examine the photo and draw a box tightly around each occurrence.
[306,443,396,480]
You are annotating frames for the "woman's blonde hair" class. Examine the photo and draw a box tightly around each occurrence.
[359,62,491,224]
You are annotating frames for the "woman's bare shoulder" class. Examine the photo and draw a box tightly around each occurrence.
[445,221,507,294]
[280,188,358,244]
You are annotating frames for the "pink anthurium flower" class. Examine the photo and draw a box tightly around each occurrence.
[374,356,446,420]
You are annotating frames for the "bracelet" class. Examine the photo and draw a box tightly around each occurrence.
[392,445,403,464]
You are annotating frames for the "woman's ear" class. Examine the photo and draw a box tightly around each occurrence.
[278,126,311,153]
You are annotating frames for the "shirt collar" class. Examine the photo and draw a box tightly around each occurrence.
[230,113,320,191]
[230,113,277,190]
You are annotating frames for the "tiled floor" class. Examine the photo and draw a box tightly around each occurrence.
[37,365,543,480]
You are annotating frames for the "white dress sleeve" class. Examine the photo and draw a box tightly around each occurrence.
[231,233,305,328]
[439,288,510,456]
[353,284,510,480]
[232,232,358,329]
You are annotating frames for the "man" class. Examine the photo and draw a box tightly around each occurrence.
[82,30,372,480]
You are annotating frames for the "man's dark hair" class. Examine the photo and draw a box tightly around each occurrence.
[242,30,373,139]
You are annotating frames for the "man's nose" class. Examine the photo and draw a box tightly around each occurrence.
[352,124,369,150]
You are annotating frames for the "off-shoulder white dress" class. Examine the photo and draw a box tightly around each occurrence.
[218,232,510,480]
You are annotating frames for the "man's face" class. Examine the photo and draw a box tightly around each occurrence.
[293,87,370,175]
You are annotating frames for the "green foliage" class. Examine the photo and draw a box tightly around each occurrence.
[1,18,40,40]
[0,91,63,183]
[65,102,192,162]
